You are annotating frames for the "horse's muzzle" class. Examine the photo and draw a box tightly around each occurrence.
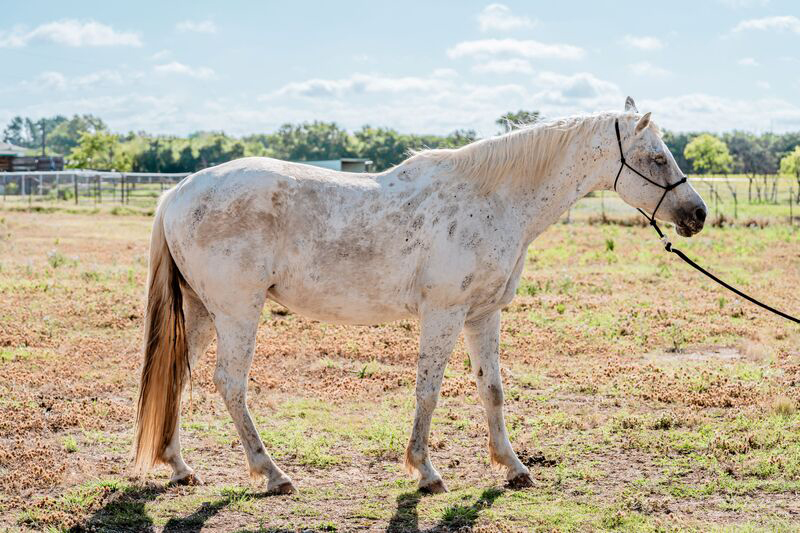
[676,205,706,237]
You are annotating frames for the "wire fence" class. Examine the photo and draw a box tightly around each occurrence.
[0,170,188,207]
[567,175,799,226]
[1,170,798,225]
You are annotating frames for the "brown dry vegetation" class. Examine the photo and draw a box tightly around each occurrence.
[1,208,799,532]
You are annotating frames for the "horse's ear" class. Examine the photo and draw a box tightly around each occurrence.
[635,112,652,135]
[624,96,639,113]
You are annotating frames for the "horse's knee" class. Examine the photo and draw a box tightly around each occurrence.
[212,367,227,392]
[213,367,244,402]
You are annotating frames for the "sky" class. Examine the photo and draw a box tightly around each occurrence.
[1,0,799,137]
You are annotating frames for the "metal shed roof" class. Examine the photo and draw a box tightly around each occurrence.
[0,141,26,157]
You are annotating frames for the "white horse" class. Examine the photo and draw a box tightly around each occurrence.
[134,97,706,494]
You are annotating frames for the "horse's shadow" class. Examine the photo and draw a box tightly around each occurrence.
[84,482,289,532]
[387,487,504,533]
[82,482,165,531]
[83,481,502,531]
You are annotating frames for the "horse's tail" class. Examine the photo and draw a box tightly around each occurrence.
[133,189,188,473]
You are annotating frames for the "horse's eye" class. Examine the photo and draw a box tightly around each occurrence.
[653,154,667,165]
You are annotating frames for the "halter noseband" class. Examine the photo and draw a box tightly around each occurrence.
[612,118,687,243]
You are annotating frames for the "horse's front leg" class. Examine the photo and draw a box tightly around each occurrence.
[405,305,467,493]
[464,310,532,488]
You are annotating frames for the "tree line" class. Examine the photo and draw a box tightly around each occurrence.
[2,111,799,181]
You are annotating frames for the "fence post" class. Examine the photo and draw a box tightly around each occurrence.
[73,174,78,205]
[98,175,102,204]
[27,175,32,207]
[2,174,5,202]
[600,190,605,220]
[790,189,794,227]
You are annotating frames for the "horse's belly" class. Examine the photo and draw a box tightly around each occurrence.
[267,284,414,326]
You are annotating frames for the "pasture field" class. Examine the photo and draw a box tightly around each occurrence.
[1,207,800,532]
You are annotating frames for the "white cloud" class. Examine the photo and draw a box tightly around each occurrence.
[0,19,141,47]
[756,80,771,89]
[32,69,129,91]
[621,35,664,50]
[151,49,171,61]
[738,57,759,66]
[38,71,67,90]
[533,72,621,104]
[628,61,671,78]
[264,72,452,99]
[642,93,800,132]
[154,61,216,80]
[447,38,584,60]
[732,15,800,33]
[477,4,536,32]
[472,58,533,75]
[176,20,217,34]
[257,70,622,136]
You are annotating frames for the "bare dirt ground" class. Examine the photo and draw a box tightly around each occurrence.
[1,208,799,532]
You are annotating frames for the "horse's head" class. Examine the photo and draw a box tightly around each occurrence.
[613,97,707,237]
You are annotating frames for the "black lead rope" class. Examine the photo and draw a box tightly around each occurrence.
[613,119,799,325]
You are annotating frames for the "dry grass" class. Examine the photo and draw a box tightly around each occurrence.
[1,209,800,531]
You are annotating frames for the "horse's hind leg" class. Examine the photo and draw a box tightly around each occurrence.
[464,310,531,488]
[163,289,215,485]
[213,309,294,494]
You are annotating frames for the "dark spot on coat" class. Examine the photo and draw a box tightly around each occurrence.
[191,206,206,225]
[478,367,483,377]
[488,383,503,406]
[461,274,473,290]
[448,221,457,238]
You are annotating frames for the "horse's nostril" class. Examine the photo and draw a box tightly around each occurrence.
[694,207,707,223]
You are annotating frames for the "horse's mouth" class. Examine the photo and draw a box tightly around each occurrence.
[676,222,702,237]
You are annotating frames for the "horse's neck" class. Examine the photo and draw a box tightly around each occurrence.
[511,129,618,243]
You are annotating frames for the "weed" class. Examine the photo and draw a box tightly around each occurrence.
[47,249,68,269]
[772,396,796,417]
[219,486,255,513]
[63,435,78,453]
[81,269,102,282]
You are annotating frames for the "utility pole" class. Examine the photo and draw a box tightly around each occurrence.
[40,119,46,156]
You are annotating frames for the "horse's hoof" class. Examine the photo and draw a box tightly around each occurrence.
[506,472,533,489]
[419,479,447,494]
[169,472,203,486]
[268,481,296,495]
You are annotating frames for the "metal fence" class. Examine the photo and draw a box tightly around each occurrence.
[1,170,798,225]
[0,170,188,207]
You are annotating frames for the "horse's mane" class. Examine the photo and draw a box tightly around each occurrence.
[408,111,659,194]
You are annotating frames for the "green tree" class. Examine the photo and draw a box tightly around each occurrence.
[780,145,800,177]
[2,116,26,146]
[662,131,697,173]
[48,114,107,155]
[67,131,131,171]
[269,121,356,161]
[780,146,800,201]
[496,110,540,133]
[684,134,733,174]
